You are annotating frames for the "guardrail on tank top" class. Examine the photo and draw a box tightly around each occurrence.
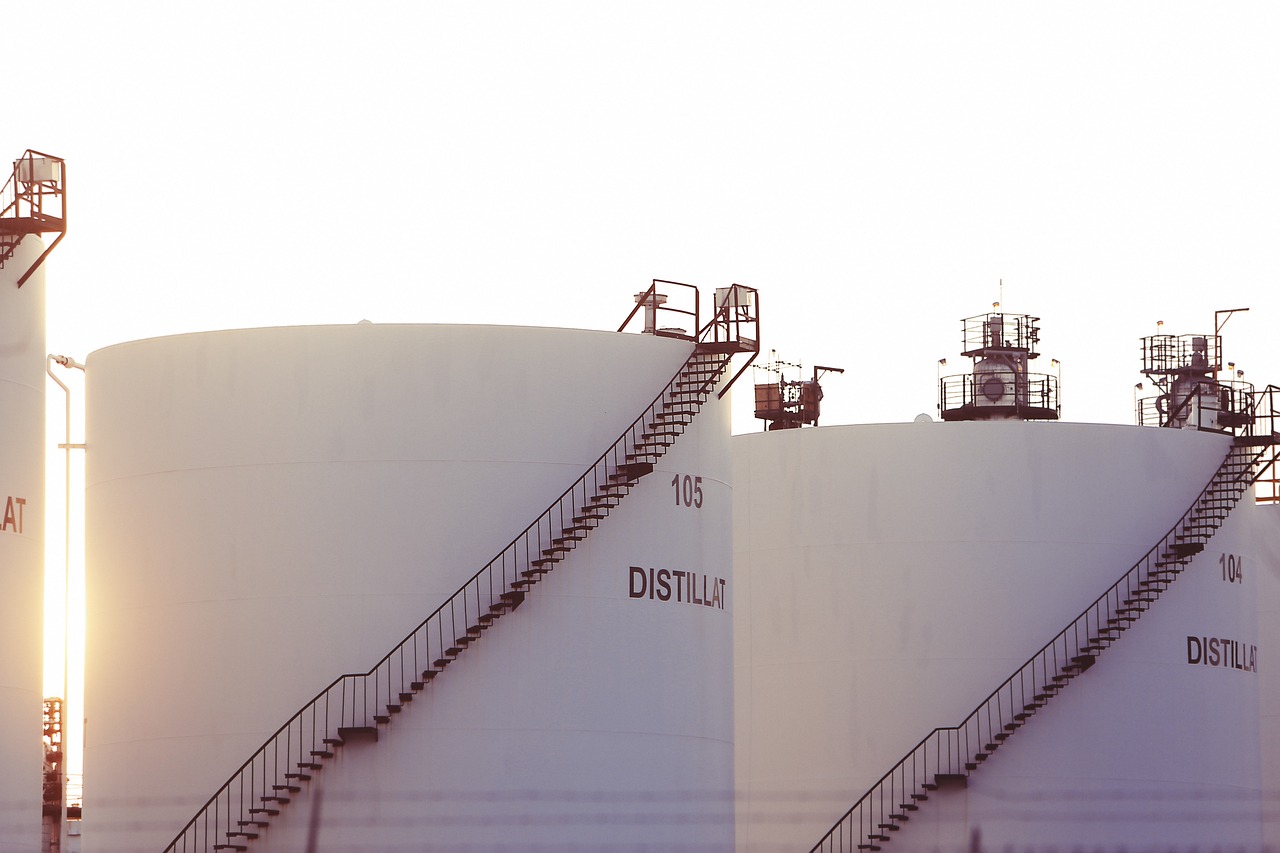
[163,298,756,853]
[811,387,1278,853]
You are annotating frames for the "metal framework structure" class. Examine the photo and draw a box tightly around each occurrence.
[1136,328,1255,432]
[0,149,66,287]
[940,312,1060,422]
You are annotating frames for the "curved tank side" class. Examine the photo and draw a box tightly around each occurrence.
[84,324,734,851]
[0,237,46,852]
[734,421,1260,851]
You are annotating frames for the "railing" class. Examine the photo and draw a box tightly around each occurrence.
[1,149,67,286]
[812,393,1276,852]
[619,279,700,338]
[938,372,1059,419]
[1136,378,1256,431]
[959,313,1042,356]
[164,304,752,852]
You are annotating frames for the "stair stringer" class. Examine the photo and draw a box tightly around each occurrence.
[163,342,737,853]
[811,435,1278,853]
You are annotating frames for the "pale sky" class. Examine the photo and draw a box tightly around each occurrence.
[6,0,1279,780]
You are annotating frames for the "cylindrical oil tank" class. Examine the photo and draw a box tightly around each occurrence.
[0,238,45,852]
[84,324,734,852]
[734,421,1264,852]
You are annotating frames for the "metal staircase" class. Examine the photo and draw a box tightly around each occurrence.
[811,387,1280,853]
[162,283,758,853]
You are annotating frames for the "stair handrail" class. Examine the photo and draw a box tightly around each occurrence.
[163,340,733,852]
[812,434,1270,852]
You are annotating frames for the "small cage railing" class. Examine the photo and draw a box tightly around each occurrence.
[1140,333,1222,376]
[959,313,1042,357]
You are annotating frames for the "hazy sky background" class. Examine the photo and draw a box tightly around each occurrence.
[5,0,1279,770]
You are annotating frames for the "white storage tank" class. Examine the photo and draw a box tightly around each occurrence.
[734,421,1266,852]
[0,237,45,852]
[1258,502,1280,850]
[83,323,735,852]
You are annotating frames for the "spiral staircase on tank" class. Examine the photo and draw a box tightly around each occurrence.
[811,386,1280,853]
[162,282,758,853]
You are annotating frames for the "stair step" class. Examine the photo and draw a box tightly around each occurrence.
[261,795,290,804]
[296,762,322,770]
[248,808,280,816]
[214,846,248,852]
[284,773,311,781]
[877,823,900,831]
[386,704,402,713]
[898,803,919,812]
[399,692,415,701]
[238,820,271,827]
[227,832,259,839]
[322,737,344,746]
[373,714,391,724]
[889,813,909,821]
[273,784,301,793]
[338,726,378,742]
[310,750,333,759]
[617,461,654,480]
[432,658,451,669]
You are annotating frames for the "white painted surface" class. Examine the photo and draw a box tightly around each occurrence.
[0,237,45,852]
[1257,502,1280,850]
[84,324,734,851]
[733,421,1263,852]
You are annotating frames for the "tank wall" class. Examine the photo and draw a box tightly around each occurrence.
[84,324,734,851]
[733,421,1258,851]
[0,238,45,852]
[1257,502,1280,849]
[247,368,735,851]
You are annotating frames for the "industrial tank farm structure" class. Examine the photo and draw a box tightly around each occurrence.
[83,285,759,852]
[733,312,1280,852]
[0,236,48,853]
[2,150,67,853]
